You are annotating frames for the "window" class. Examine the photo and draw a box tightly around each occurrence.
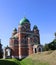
[35,48,37,53]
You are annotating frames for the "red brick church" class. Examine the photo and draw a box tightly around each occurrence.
[3,17,42,59]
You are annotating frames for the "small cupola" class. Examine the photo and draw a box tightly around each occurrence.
[12,28,17,36]
[33,25,38,30]
[33,25,39,34]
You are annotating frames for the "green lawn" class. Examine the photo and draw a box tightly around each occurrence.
[21,58,49,65]
[0,58,49,65]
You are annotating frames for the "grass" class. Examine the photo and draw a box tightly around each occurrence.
[0,50,56,65]
[20,58,49,65]
[27,50,56,65]
[0,59,21,65]
[0,58,49,65]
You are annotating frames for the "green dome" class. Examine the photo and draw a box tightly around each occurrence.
[33,25,38,29]
[20,17,30,25]
[12,28,17,34]
[13,28,17,32]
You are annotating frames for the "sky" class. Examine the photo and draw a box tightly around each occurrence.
[0,0,56,48]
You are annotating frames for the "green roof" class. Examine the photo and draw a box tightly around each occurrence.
[13,28,17,32]
[20,17,30,25]
[33,25,38,29]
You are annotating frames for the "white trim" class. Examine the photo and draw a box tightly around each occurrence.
[19,55,27,59]
[19,55,22,59]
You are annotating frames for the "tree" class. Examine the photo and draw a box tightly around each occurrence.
[0,39,3,58]
[43,44,49,51]
[48,39,56,50]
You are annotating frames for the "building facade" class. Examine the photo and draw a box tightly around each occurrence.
[4,17,42,59]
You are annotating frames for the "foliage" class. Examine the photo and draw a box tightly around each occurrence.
[43,39,56,51]
[0,59,21,65]
[43,44,49,51]
[48,39,56,50]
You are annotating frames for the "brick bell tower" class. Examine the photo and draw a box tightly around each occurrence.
[33,25,40,44]
[18,17,31,59]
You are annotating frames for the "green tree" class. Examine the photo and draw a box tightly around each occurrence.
[43,44,49,51]
[48,39,56,50]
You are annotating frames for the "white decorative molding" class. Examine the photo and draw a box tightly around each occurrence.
[19,55,27,59]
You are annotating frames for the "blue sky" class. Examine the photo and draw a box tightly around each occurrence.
[0,0,56,47]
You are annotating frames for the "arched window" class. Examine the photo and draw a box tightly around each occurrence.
[35,48,37,53]
[6,49,11,56]
[38,47,42,52]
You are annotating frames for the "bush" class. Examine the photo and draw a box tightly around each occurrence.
[43,44,49,51]
[48,39,56,50]
[44,39,56,51]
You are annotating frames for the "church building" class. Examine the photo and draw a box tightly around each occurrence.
[4,17,42,59]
